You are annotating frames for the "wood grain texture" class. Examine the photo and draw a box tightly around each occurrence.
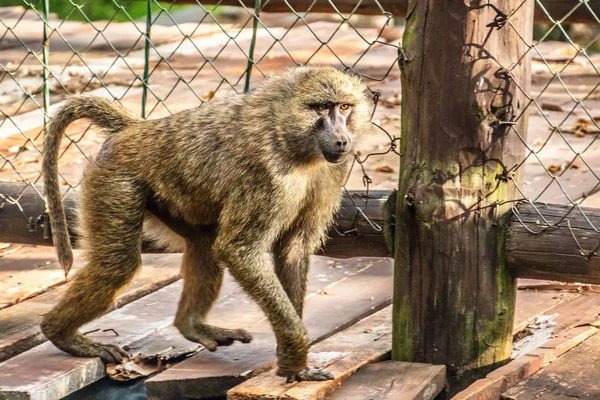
[454,292,600,399]
[0,183,391,258]
[328,361,447,400]
[392,0,533,393]
[0,253,182,363]
[226,305,393,400]
[502,332,600,399]
[508,202,600,284]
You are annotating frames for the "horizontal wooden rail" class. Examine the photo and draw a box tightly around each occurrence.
[5,183,600,282]
[173,0,600,23]
[0,183,392,259]
[507,202,600,285]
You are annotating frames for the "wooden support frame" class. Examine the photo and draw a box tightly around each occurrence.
[171,0,600,23]
[392,0,533,393]
[0,183,390,259]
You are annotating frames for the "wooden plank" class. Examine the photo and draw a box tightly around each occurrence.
[502,333,600,399]
[0,253,182,363]
[508,202,600,285]
[227,305,393,400]
[0,246,81,310]
[145,259,393,400]
[453,292,600,399]
[0,257,379,399]
[513,289,579,334]
[0,183,391,258]
[328,362,447,400]
[0,281,184,400]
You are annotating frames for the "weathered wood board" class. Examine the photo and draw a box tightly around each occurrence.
[502,333,600,399]
[328,361,447,400]
[454,292,600,399]
[513,288,578,334]
[0,253,183,362]
[227,305,393,400]
[0,245,78,310]
[0,281,185,400]
[144,259,394,399]
[0,257,389,399]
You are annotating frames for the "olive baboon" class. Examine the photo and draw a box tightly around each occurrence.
[41,66,373,381]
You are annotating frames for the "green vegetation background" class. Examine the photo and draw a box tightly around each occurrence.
[0,1,187,21]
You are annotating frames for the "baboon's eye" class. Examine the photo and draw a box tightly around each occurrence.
[316,104,328,111]
[340,104,351,111]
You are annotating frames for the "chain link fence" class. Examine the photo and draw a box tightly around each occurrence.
[0,0,402,243]
[496,1,600,262]
[4,0,600,263]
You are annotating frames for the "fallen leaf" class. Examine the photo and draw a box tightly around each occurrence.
[548,164,562,174]
[202,90,216,100]
[375,165,395,173]
[106,345,200,381]
[541,102,564,112]
[570,158,583,169]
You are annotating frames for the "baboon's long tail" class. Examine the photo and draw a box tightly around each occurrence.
[43,95,138,276]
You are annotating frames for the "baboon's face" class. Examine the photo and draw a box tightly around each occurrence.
[310,102,355,164]
[277,67,372,165]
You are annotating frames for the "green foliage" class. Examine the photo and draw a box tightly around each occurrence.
[0,0,189,22]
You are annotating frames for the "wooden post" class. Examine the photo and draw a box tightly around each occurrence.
[393,0,533,392]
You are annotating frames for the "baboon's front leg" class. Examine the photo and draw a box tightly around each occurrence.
[174,231,252,350]
[273,231,334,382]
[273,232,310,318]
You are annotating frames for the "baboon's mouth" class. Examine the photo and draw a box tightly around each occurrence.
[323,151,349,164]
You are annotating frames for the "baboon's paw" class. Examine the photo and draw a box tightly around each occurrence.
[180,324,252,351]
[284,366,334,383]
[53,334,130,364]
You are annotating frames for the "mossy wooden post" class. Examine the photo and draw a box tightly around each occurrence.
[393,0,533,392]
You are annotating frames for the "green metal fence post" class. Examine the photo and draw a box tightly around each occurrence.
[244,0,262,93]
[142,0,152,118]
[41,0,50,128]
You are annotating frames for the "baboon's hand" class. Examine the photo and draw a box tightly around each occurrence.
[285,367,334,383]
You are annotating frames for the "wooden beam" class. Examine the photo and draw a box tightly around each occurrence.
[392,0,532,393]
[171,0,600,23]
[508,202,600,285]
[0,183,391,258]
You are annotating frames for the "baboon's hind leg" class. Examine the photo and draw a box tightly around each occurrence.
[41,170,146,363]
[174,231,252,351]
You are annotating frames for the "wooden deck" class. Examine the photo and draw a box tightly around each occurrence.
[2,243,600,399]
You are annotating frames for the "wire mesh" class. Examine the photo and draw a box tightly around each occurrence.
[0,0,401,244]
[498,1,600,260]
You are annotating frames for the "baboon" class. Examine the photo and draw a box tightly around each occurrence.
[41,66,373,381]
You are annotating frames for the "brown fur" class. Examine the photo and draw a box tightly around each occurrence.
[41,66,373,380]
